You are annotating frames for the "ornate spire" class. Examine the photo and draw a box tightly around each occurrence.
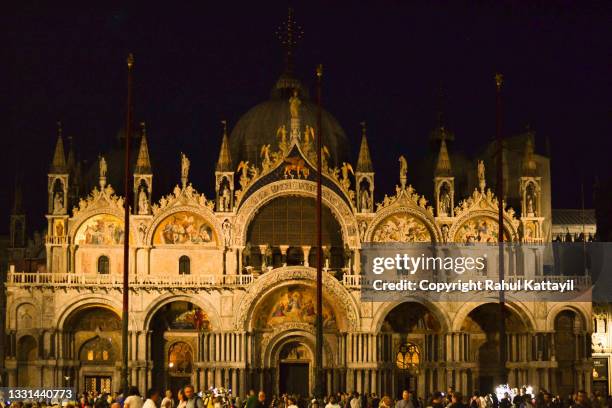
[135,121,152,174]
[216,120,233,172]
[356,121,373,173]
[522,126,537,176]
[435,135,452,176]
[50,121,67,173]
[276,8,303,74]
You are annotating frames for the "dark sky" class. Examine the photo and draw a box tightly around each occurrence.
[2,1,611,234]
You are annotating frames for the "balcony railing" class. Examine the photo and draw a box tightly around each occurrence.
[6,272,254,289]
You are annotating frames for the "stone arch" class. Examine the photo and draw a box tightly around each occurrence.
[146,205,223,249]
[370,299,451,334]
[142,293,221,332]
[56,295,127,331]
[234,180,359,248]
[546,303,591,332]
[68,207,127,241]
[262,325,334,368]
[365,205,441,243]
[9,300,39,331]
[449,211,519,243]
[234,266,360,331]
[451,298,536,332]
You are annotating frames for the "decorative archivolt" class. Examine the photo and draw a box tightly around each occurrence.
[449,188,520,242]
[69,185,129,240]
[145,185,222,248]
[233,267,360,332]
[234,179,360,247]
[259,323,335,368]
[366,185,440,243]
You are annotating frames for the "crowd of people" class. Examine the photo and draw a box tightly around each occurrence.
[2,386,612,408]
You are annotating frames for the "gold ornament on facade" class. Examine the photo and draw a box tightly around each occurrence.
[372,213,431,243]
[151,183,213,216]
[71,184,125,218]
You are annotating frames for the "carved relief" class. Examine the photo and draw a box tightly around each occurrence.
[372,213,431,243]
[153,211,216,245]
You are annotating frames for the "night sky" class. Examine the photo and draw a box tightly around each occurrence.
[2,1,611,235]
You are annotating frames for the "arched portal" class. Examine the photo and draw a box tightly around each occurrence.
[149,301,212,394]
[277,340,313,397]
[64,306,121,393]
[461,303,527,394]
[379,302,442,398]
[17,335,38,386]
[554,310,587,397]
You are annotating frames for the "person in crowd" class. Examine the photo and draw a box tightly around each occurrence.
[448,393,465,408]
[570,391,589,408]
[257,392,267,408]
[326,397,340,408]
[124,388,144,408]
[183,385,204,408]
[286,398,298,408]
[176,389,187,408]
[161,390,174,408]
[143,390,160,408]
[396,391,415,408]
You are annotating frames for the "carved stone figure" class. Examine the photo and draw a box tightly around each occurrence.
[477,160,486,191]
[260,144,271,169]
[277,125,288,148]
[53,191,64,214]
[399,155,407,188]
[222,219,232,248]
[219,183,231,211]
[138,222,146,244]
[289,89,301,119]
[55,222,64,237]
[138,186,148,214]
[180,152,190,181]
[439,186,451,216]
[99,156,107,178]
[360,189,370,211]
[359,221,368,241]
[340,162,353,190]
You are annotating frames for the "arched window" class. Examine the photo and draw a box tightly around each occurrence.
[396,342,420,369]
[179,256,190,275]
[97,256,110,274]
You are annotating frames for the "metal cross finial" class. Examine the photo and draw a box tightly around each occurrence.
[360,121,367,137]
[140,121,146,136]
[127,53,134,69]
[57,121,63,138]
[276,8,303,74]
[221,119,228,135]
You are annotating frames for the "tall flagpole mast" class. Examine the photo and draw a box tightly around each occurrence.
[315,63,324,399]
[495,72,508,385]
[121,53,134,393]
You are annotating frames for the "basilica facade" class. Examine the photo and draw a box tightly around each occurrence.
[3,61,600,398]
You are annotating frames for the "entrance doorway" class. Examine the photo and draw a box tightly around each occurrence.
[396,372,417,397]
[84,376,112,393]
[279,363,309,396]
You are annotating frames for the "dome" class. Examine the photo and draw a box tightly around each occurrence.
[230,73,350,169]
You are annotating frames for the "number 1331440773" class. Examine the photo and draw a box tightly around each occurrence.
[0,388,75,403]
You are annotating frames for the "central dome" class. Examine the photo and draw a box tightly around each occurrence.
[230,73,350,169]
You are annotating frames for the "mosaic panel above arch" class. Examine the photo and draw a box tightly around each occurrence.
[153,211,217,245]
[254,285,337,330]
[372,213,432,243]
[453,215,510,243]
[75,214,128,245]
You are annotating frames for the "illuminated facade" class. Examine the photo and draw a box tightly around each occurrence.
[3,32,600,397]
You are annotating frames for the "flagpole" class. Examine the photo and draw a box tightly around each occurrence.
[495,72,508,385]
[121,53,134,393]
[315,63,324,398]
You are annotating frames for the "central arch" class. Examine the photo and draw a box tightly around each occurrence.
[234,266,360,331]
[234,180,360,248]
